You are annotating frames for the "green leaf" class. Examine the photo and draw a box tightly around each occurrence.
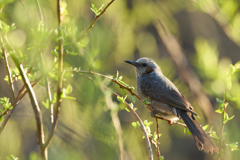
[0,97,12,111]
[234,61,240,72]
[61,0,68,17]
[65,84,73,95]
[125,107,130,112]
[143,120,153,127]
[64,96,76,100]
[129,95,136,103]
[129,86,134,91]
[90,4,104,16]
[224,112,234,124]
[202,125,209,130]
[121,88,127,96]
[184,127,191,135]
[160,156,164,160]
[117,96,123,103]
[215,102,225,114]
[42,99,49,109]
[142,97,151,104]
[116,71,119,79]
[230,64,236,75]
[216,98,223,103]
[4,75,9,82]
[228,142,239,151]
[51,49,58,57]
[7,155,18,160]
[211,131,219,139]
[132,121,140,128]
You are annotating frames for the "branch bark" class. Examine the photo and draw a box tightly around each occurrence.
[0,48,16,134]
[11,54,46,159]
[43,0,63,150]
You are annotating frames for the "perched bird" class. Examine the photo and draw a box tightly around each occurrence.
[125,57,218,154]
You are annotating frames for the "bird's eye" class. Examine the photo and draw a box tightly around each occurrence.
[142,63,147,67]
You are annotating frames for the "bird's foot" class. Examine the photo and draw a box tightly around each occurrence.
[151,110,158,118]
[168,121,174,126]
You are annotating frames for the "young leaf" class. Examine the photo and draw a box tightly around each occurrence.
[42,99,49,109]
[132,121,140,128]
[228,142,239,151]
[216,98,223,103]
[202,125,209,130]
[129,95,136,103]
[121,88,127,96]
[224,112,234,124]
[143,97,151,104]
[117,96,123,103]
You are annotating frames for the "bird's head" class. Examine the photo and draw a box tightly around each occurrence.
[125,57,162,76]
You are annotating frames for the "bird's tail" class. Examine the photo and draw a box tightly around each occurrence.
[179,109,219,154]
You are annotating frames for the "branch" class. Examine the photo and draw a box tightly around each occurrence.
[81,74,153,160]
[43,0,63,150]
[73,70,153,112]
[0,48,16,134]
[105,87,153,160]
[11,54,46,158]
[218,92,228,160]
[79,0,115,39]
[99,82,125,160]
[155,118,161,159]
[2,48,15,101]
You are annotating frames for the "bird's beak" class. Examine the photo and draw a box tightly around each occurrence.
[125,60,138,67]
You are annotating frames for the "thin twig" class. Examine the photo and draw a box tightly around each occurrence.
[155,118,161,159]
[106,87,153,160]
[2,48,15,101]
[79,0,115,40]
[11,54,46,159]
[36,0,44,30]
[36,0,54,128]
[81,74,153,160]
[99,84,125,160]
[71,70,191,127]
[218,91,228,160]
[0,48,16,134]
[43,0,63,151]
[72,70,153,112]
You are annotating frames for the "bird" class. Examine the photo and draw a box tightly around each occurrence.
[125,57,218,154]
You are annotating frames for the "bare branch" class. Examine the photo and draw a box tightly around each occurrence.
[0,48,16,134]
[99,82,125,160]
[81,74,153,160]
[11,54,46,159]
[155,118,161,159]
[105,87,153,160]
[43,0,63,150]
[2,48,15,100]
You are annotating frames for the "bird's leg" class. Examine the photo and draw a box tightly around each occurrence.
[151,110,158,118]
[168,121,174,126]
[151,110,174,126]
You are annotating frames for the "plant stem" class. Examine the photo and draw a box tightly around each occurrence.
[218,91,228,160]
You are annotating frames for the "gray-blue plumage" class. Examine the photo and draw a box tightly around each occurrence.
[125,57,218,154]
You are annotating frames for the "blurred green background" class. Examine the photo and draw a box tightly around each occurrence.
[0,0,240,159]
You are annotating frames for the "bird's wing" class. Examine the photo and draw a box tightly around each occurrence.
[140,76,198,116]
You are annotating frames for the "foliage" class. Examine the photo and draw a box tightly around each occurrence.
[0,0,240,160]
